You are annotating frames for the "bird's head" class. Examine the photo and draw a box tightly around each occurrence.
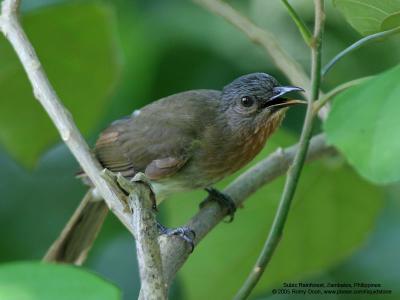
[220,73,305,130]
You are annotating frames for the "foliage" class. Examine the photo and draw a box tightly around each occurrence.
[325,65,400,184]
[333,0,400,35]
[0,0,399,299]
[0,262,120,300]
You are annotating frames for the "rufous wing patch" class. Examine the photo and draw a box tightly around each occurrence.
[95,128,136,178]
[145,157,188,180]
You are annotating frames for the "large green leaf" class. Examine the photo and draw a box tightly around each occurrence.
[382,11,400,30]
[0,262,121,300]
[0,3,121,167]
[333,0,400,35]
[163,131,383,299]
[325,65,400,184]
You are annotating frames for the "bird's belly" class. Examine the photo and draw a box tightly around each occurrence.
[150,170,216,204]
[150,179,196,204]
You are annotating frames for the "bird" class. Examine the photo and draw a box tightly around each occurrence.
[45,72,305,262]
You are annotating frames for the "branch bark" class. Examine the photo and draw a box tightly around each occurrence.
[0,1,165,298]
[0,0,132,233]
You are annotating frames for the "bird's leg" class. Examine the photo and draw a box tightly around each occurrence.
[200,187,237,222]
[157,222,196,253]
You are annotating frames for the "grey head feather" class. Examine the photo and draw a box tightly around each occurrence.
[220,73,280,110]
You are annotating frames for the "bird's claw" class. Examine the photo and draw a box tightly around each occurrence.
[157,222,196,253]
[200,187,237,223]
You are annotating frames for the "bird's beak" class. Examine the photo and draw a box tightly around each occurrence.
[263,86,306,109]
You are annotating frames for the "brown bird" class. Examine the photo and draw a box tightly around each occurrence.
[45,73,304,262]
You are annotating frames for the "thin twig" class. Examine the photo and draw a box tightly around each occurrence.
[313,76,373,114]
[0,0,133,232]
[322,26,400,77]
[233,1,325,299]
[193,0,311,97]
[281,0,312,46]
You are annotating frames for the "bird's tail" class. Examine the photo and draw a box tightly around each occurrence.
[43,189,108,265]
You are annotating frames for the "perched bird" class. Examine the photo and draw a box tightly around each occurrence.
[45,73,304,262]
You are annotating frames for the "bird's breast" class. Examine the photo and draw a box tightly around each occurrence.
[200,112,285,179]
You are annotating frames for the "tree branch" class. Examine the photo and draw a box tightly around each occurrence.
[0,1,166,297]
[0,0,133,233]
[233,1,325,298]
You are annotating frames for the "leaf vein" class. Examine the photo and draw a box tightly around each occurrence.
[344,0,390,16]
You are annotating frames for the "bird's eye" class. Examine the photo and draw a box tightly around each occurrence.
[240,96,254,107]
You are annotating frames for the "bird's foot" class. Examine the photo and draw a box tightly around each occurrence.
[157,222,196,253]
[200,187,237,222]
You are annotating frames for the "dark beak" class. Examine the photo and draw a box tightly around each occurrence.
[263,86,306,109]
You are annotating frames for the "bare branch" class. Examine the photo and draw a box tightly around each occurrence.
[0,0,133,232]
[0,1,166,297]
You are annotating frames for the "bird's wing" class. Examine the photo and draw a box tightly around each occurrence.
[144,157,188,180]
[94,90,220,180]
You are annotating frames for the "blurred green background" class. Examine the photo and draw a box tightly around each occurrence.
[0,0,399,299]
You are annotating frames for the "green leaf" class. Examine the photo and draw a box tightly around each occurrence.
[325,65,400,184]
[382,11,400,30]
[0,262,121,300]
[333,0,400,35]
[0,3,121,167]
[163,131,383,299]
